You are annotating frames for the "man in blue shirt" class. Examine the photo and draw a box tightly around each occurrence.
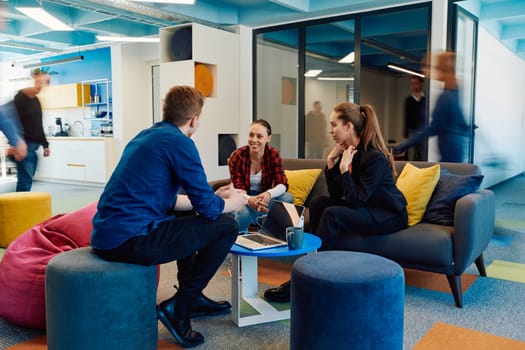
[91,86,247,348]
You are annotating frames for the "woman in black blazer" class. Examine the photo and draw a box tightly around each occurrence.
[264,102,408,303]
[308,102,408,249]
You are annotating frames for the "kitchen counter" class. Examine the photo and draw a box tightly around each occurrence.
[36,137,115,184]
[47,136,112,141]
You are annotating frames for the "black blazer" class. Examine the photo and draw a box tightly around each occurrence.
[325,144,407,223]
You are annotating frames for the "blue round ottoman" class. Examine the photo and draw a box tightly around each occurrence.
[45,247,158,350]
[290,251,404,350]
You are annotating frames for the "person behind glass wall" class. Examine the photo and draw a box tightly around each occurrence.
[228,119,293,232]
[305,100,327,159]
[91,86,248,348]
[264,102,408,303]
[395,51,468,163]
[13,69,51,191]
[404,75,426,161]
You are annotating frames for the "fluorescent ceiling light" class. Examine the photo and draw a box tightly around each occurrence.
[23,55,84,69]
[338,52,355,64]
[304,69,322,77]
[16,7,72,31]
[317,77,354,81]
[128,0,195,3]
[97,35,160,43]
[387,64,425,78]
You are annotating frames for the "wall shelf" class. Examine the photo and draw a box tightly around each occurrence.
[81,79,112,136]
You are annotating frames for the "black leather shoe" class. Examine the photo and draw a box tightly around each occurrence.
[157,299,204,348]
[263,280,291,302]
[191,294,232,318]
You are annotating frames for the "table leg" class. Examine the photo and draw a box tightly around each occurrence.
[230,254,290,327]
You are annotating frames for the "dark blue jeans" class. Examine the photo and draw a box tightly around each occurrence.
[16,142,40,192]
[94,213,238,302]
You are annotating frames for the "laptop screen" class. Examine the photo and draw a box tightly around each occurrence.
[259,201,304,241]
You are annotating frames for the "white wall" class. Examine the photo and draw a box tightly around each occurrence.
[158,24,240,181]
[111,43,159,164]
[473,27,525,187]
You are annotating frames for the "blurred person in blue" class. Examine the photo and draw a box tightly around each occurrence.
[0,3,27,162]
[394,51,469,163]
[0,101,27,161]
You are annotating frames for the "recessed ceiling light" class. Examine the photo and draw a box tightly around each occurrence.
[304,69,322,77]
[97,35,160,43]
[128,0,196,4]
[317,77,355,81]
[338,52,355,64]
[15,7,72,31]
[387,64,425,78]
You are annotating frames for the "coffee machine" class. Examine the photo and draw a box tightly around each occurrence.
[53,117,69,136]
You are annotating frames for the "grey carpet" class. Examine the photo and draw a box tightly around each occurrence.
[1,175,524,349]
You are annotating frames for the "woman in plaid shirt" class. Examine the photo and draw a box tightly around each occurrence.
[228,119,293,232]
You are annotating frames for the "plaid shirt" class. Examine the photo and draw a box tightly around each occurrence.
[229,144,288,192]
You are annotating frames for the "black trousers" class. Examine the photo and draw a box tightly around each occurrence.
[309,196,408,251]
[94,213,238,303]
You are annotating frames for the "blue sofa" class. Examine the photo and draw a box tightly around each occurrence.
[280,158,495,308]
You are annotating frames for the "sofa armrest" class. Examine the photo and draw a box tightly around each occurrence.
[452,189,495,274]
[209,178,231,191]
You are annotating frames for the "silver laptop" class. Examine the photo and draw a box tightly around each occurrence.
[235,201,305,250]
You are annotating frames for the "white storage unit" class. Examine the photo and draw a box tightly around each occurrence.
[36,137,114,184]
[159,23,240,181]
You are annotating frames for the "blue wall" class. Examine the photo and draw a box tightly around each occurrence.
[43,47,111,85]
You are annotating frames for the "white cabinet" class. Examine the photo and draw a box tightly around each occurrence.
[36,138,112,183]
[39,83,91,109]
[159,23,240,180]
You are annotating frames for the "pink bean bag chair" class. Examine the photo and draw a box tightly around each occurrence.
[0,202,97,329]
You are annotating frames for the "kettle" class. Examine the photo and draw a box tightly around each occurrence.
[70,121,84,137]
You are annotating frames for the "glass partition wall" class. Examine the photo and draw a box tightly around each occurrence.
[255,29,299,158]
[305,20,355,159]
[254,4,431,160]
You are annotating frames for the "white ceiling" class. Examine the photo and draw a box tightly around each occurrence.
[0,0,524,64]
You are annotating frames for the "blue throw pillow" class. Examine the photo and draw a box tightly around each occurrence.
[422,169,484,226]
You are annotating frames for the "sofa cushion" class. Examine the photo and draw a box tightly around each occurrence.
[0,202,97,329]
[335,223,454,267]
[423,169,484,226]
[285,168,322,206]
[396,163,440,226]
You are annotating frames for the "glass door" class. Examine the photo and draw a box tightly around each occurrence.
[305,20,355,159]
[454,7,478,163]
[255,28,299,158]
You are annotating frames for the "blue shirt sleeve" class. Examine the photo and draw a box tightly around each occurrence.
[0,101,23,146]
[166,135,225,220]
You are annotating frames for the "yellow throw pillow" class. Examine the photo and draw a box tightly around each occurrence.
[285,169,322,206]
[396,163,440,226]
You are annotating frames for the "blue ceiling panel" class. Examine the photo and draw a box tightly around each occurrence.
[0,0,523,64]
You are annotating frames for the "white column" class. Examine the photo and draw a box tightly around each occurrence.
[427,0,448,162]
[238,25,253,138]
